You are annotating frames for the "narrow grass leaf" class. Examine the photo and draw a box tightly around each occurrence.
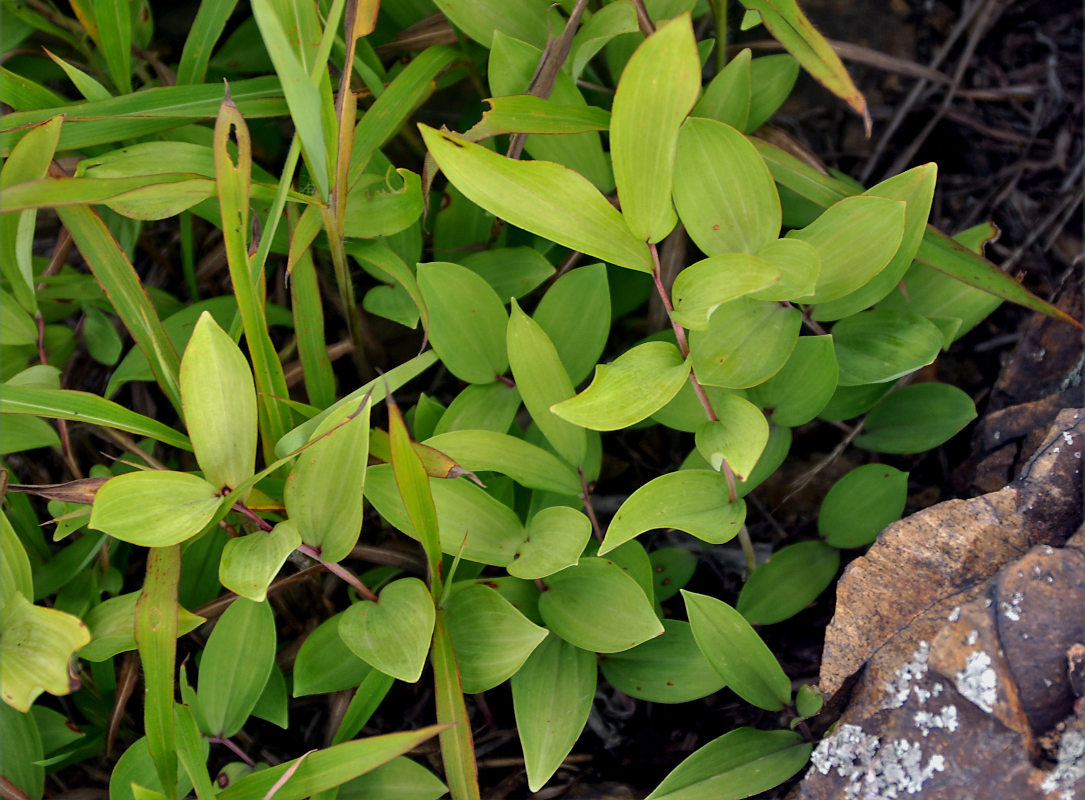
[93,0,132,93]
[389,400,441,578]
[176,0,239,84]
[431,609,482,800]
[172,704,215,800]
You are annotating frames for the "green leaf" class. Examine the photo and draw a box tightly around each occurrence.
[738,0,868,127]
[80,591,204,662]
[430,608,480,800]
[365,465,524,567]
[337,757,447,800]
[600,619,726,703]
[602,470,746,552]
[197,598,275,737]
[110,737,193,800]
[690,298,801,388]
[512,635,596,792]
[570,1,639,79]
[506,301,586,466]
[694,395,769,480]
[216,726,448,800]
[670,254,781,329]
[0,592,90,712]
[339,578,434,683]
[508,506,592,580]
[179,312,257,494]
[673,117,780,255]
[458,247,555,303]
[649,547,698,602]
[0,289,36,346]
[417,262,509,384]
[745,54,800,131]
[611,14,700,242]
[433,0,550,48]
[424,430,581,496]
[737,541,840,625]
[855,382,977,454]
[1,513,33,607]
[218,520,301,602]
[0,699,44,798]
[446,584,547,693]
[82,304,123,365]
[432,381,521,436]
[533,263,611,385]
[819,463,908,548]
[683,591,790,710]
[645,727,812,800]
[344,170,424,239]
[812,163,937,320]
[693,48,752,129]
[791,195,906,304]
[176,0,239,84]
[746,237,820,301]
[419,125,652,272]
[539,558,663,653]
[89,471,221,548]
[551,341,691,431]
[747,335,837,427]
[833,310,944,386]
[471,94,611,139]
[292,610,373,697]
[94,0,132,93]
[818,381,893,421]
[173,703,215,800]
[284,398,371,563]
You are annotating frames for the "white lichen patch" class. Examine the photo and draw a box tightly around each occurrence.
[1001,591,1024,622]
[967,629,979,646]
[883,641,930,709]
[1063,431,1075,446]
[1041,729,1084,800]
[948,606,961,622]
[956,651,997,713]
[914,705,959,737]
[811,724,946,799]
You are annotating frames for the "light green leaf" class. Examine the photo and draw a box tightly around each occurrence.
[110,737,193,800]
[693,48,752,129]
[551,341,691,431]
[690,298,801,388]
[645,727,811,800]
[512,635,596,792]
[746,237,820,301]
[683,591,791,711]
[89,471,221,548]
[0,416,58,456]
[338,757,447,800]
[0,513,33,609]
[671,254,781,330]
[417,262,509,384]
[420,125,652,272]
[470,94,611,139]
[737,541,840,625]
[611,14,700,242]
[339,577,434,684]
[344,169,424,239]
[80,591,204,662]
[292,610,373,697]
[570,0,639,80]
[602,470,746,552]
[434,0,550,48]
[0,592,90,711]
[833,310,944,385]
[94,0,132,93]
[694,395,769,480]
[747,335,838,427]
[197,598,275,737]
[176,0,239,84]
[0,699,43,799]
[173,703,215,800]
[424,430,581,495]
[745,54,800,131]
[819,463,909,548]
[458,247,555,303]
[508,506,592,580]
[446,584,547,693]
[673,117,781,255]
[507,301,586,466]
[0,289,37,345]
[539,558,663,653]
[432,381,521,436]
[218,520,301,602]
[649,547,698,602]
[855,382,977,454]
[533,263,611,385]
[600,619,726,703]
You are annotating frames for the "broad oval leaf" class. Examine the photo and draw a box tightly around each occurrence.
[832,310,945,386]
[512,635,596,792]
[338,577,435,684]
[459,246,555,303]
[673,116,781,255]
[507,301,586,466]
[433,380,521,436]
[344,169,423,239]
[433,0,550,49]
[539,558,663,653]
[424,430,581,496]
[818,463,909,548]
[682,590,791,710]
[218,520,301,602]
[694,395,769,480]
[80,591,204,662]
[0,289,38,345]
[645,727,812,800]
[417,261,509,384]
[420,125,652,272]
[791,195,905,304]
[747,237,820,301]
[692,48,752,129]
[600,619,726,703]
[602,470,746,553]
[611,14,700,243]
[533,263,611,385]
[284,398,371,563]
[650,547,698,603]
[337,757,447,800]
[551,341,690,431]
[365,464,524,567]
[690,298,801,388]
[446,584,547,693]
[197,598,276,737]
[855,382,977,455]
[746,53,801,131]
[747,335,838,427]
[89,471,221,547]
[291,610,373,697]
[736,540,840,625]
[509,506,592,580]
[178,312,257,494]
[671,254,781,330]
[0,592,90,711]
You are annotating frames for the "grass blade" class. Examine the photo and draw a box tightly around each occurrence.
[93,0,132,94]
[176,0,240,85]
[432,610,481,800]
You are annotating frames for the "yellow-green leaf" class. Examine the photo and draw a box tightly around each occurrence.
[89,471,221,548]
[0,592,90,711]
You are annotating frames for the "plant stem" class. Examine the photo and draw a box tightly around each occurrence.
[297,543,379,602]
[579,467,604,543]
[712,0,729,75]
[208,737,256,767]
